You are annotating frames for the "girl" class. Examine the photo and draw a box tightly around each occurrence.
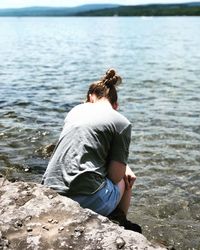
[42,69,136,217]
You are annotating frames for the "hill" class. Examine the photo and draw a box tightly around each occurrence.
[0,4,119,16]
[0,2,199,16]
[78,3,200,16]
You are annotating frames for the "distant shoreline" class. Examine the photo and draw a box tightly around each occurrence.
[0,2,200,16]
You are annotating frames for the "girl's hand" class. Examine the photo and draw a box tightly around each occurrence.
[124,165,136,190]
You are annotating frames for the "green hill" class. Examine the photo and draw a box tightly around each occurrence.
[0,2,199,16]
[78,3,200,16]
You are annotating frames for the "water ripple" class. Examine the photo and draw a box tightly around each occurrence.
[0,17,200,250]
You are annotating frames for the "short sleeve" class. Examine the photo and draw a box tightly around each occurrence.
[109,124,131,165]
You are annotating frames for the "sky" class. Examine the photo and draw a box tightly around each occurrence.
[0,0,199,9]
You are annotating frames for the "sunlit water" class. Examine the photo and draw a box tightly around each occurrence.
[0,17,200,249]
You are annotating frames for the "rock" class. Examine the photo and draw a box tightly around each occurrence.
[26,227,33,232]
[115,237,126,249]
[36,143,56,158]
[0,178,166,250]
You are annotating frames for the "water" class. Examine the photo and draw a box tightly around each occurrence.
[0,17,200,249]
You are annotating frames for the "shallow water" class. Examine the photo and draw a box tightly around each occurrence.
[0,17,200,249]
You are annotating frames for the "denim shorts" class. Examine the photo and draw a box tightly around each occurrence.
[69,178,120,216]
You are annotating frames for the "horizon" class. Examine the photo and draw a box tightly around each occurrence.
[0,0,200,9]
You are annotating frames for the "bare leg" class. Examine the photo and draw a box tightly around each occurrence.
[117,179,132,216]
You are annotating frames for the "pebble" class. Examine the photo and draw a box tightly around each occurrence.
[1,239,9,247]
[47,219,58,224]
[14,220,23,228]
[100,217,109,223]
[27,227,33,232]
[23,183,29,189]
[58,227,64,232]
[52,220,58,224]
[115,237,126,249]
[74,226,85,233]
[42,225,49,231]
[25,216,32,221]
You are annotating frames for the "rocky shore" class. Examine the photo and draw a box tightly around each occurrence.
[0,177,166,250]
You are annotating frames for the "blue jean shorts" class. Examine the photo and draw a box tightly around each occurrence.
[69,178,120,216]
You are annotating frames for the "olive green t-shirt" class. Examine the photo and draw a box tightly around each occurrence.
[42,101,131,196]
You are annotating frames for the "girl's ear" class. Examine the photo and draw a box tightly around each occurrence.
[89,94,97,103]
[112,102,118,110]
[88,94,93,103]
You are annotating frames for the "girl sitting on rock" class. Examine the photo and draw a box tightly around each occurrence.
[42,69,136,220]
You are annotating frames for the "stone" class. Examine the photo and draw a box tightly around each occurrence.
[115,237,126,249]
[36,143,56,158]
[0,178,167,250]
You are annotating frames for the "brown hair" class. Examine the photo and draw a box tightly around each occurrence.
[86,69,122,105]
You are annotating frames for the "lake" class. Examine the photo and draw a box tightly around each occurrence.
[0,16,200,249]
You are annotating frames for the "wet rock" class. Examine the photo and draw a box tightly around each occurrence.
[36,143,56,158]
[0,177,167,250]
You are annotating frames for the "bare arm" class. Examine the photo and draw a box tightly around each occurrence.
[107,161,136,190]
[107,160,126,184]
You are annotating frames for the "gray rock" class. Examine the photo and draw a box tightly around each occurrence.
[0,178,166,250]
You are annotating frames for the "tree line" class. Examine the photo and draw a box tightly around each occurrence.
[77,4,200,16]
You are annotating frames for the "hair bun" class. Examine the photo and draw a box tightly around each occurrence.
[106,69,116,79]
[103,68,121,88]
